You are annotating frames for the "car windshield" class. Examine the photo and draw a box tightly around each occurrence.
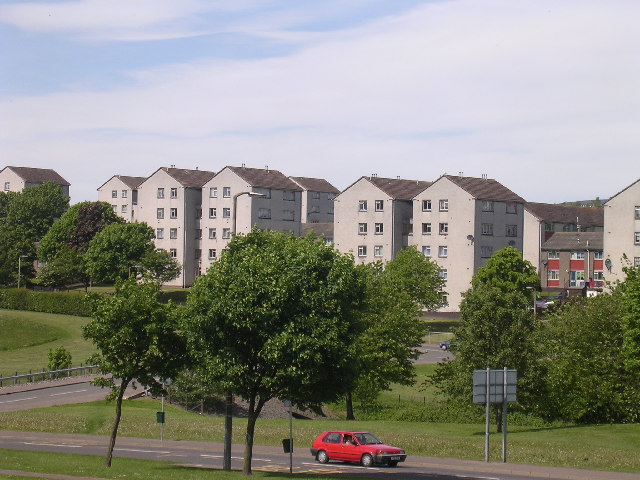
[354,433,383,445]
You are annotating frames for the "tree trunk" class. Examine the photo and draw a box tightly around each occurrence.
[345,392,355,420]
[495,405,503,433]
[105,377,130,467]
[243,396,266,476]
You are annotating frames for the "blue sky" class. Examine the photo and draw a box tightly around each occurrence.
[1,0,638,203]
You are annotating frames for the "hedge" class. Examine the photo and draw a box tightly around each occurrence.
[0,288,91,317]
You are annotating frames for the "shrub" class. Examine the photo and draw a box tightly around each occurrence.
[0,288,91,316]
[48,346,72,377]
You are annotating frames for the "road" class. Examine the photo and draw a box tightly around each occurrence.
[1,430,636,480]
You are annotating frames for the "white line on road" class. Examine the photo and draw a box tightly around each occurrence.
[114,448,172,454]
[200,454,271,462]
[0,396,37,404]
[23,442,82,448]
[50,389,88,397]
[301,462,381,471]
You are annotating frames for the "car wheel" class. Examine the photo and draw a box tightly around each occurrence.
[388,461,398,467]
[316,450,329,464]
[361,453,374,467]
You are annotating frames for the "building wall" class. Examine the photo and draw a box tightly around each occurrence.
[300,190,336,223]
[604,181,640,283]
[0,169,26,193]
[541,249,604,291]
[523,209,543,273]
[334,179,397,263]
[97,177,138,222]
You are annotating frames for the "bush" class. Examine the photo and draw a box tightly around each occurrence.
[0,288,91,316]
[48,346,72,375]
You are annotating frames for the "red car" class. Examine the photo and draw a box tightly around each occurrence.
[310,431,407,467]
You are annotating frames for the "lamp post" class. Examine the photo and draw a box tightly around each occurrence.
[526,286,536,318]
[17,255,28,289]
[232,191,267,235]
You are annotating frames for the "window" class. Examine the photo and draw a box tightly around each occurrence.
[635,206,640,220]
[635,232,640,245]
[209,208,217,218]
[309,205,320,213]
[121,190,127,198]
[439,269,448,280]
[2,182,9,191]
[375,223,384,234]
[422,245,431,257]
[374,245,384,257]
[506,225,517,237]
[548,250,560,260]
[112,205,117,212]
[208,249,217,259]
[570,270,585,287]
[358,200,368,212]
[635,257,640,268]
[375,200,384,211]
[258,208,271,219]
[196,208,202,219]
[328,206,334,215]
[170,187,178,199]
[157,208,164,219]
[548,270,559,280]
[222,228,231,239]
[253,187,270,199]
[121,205,127,214]
[571,251,585,260]
[358,223,368,234]
[283,190,295,201]
[438,245,448,257]
[422,223,432,235]
[283,210,295,221]
[327,192,336,200]
[312,191,321,200]
[208,228,217,239]
[544,222,553,231]
[422,199,432,211]
[439,199,449,211]
[506,202,517,214]
[357,245,367,257]
[209,187,217,198]
[482,200,494,212]
[223,208,231,218]
[156,228,164,239]
[481,246,493,258]
[593,271,604,280]
[594,251,603,260]
[223,187,231,198]
[195,229,202,239]
[111,190,117,198]
[439,223,449,235]
[170,228,177,239]
[170,208,178,219]
[157,188,164,198]
[169,248,177,258]
[481,223,493,236]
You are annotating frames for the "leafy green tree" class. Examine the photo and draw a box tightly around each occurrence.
[621,265,640,379]
[48,346,72,377]
[184,229,365,475]
[141,249,181,284]
[84,279,187,467]
[0,223,36,286]
[541,293,638,422]
[34,246,88,289]
[84,222,156,283]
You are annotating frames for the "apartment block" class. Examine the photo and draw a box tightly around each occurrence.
[0,166,70,198]
[412,175,525,311]
[97,175,146,222]
[200,166,302,272]
[603,178,640,283]
[289,176,339,224]
[523,202,603,274]
[136,167,215,287]
[334,176,431,264]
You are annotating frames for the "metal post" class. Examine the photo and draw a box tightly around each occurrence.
[502,367,507,462]
[223,391,233,470]
[288,402,293,474]
[484,367,490,462]
[17,255,27,288]
[161,392,165,442]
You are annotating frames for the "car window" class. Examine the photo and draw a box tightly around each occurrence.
[322,433,342,444]
[355,433,382,445]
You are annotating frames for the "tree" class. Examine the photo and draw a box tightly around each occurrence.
[33,245,88,289]
[0,223,36,286]
[83,279,186,467]
[184,229,365,475]
[621,265,640,379]
[84,222,156,283]
[431,247,541,430]
[141,249,181,284]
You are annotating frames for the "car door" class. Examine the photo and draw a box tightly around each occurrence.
[340,433,360,462]
[322,432,344,461]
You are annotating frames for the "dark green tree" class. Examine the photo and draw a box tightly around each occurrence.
[141,249,181,284]
[621,265,640,379]
[34,245,88,289]
[84,279,187,467]
[184,229,365,475]
[0,223,36,286]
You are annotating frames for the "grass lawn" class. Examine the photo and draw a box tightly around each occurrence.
[0,309,95,376]
[1,399,639,473]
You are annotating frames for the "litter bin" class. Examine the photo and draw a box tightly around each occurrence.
[156,411,165,424]
[282,438,292,453]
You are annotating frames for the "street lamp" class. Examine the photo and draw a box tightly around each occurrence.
[17,255,28,289]
[232,191,268,235]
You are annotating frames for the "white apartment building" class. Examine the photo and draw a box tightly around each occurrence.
[412,175,525,311]
[289,176,339,224]
[136,167,215,287]
[334,176,431,264]
[97,175,146,222]
[603,178,640,283]
[0,166,70,198]
[200,166,302,272]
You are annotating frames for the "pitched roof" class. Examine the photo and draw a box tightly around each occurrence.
[290,176,340,194]
[443,175,525,203]
[367,176,432,200]
[117,175,147,189]
[227,166,301,190]
[604,178,640,205]
[526,202,604,227]
[162,167,215,187]
[541,231,603,251]
[3,166,69,186]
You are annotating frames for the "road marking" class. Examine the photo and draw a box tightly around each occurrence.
[200,454,271,462]
[0,396,37,404]
[114,448,172,454]
[50,389,88,397]
[23,442,82,448]
[301,462,381,471]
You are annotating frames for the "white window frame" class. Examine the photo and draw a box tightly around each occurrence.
[439,199,449,211]
[156,228,164,239]
[222,228,231,239]
[438,245,448,258]
[169,248,177,258]
[170,208,178,219]
[375,223,384,234]
[439,223,449,235]
[157,208,164,219]
[223,187,231,198]
[422,199,432,211]
[209,208,217,218]
[593,251,603,260]
[208,228,217,239]
[358,200,368,212]
[170,228,178,239]
[157,188,164,199]
[121,205,127,214]
[121,190,127,198]
[223,208,231,218]
[374,245,383,257]
[209,187,217,198]
[548,270,560,280]
[375,200,384,211]
[635,232,640,245]
[422,223,432,235]
[422,245,431,257]
[548,250,560,260]
[111,190,117,198]
[357,245,367,257]
[170,187,178,199]
[208,249,217,259]
[482,200,494,212]
[635,257,640,268]
[482,223,493,236]
[358,223,368,235]
[635,206,640,220]
[570,270,585,287]
[439,269,448,280]
[570,251,585,260]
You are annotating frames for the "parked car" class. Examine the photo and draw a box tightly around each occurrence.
[310,431,407,467]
